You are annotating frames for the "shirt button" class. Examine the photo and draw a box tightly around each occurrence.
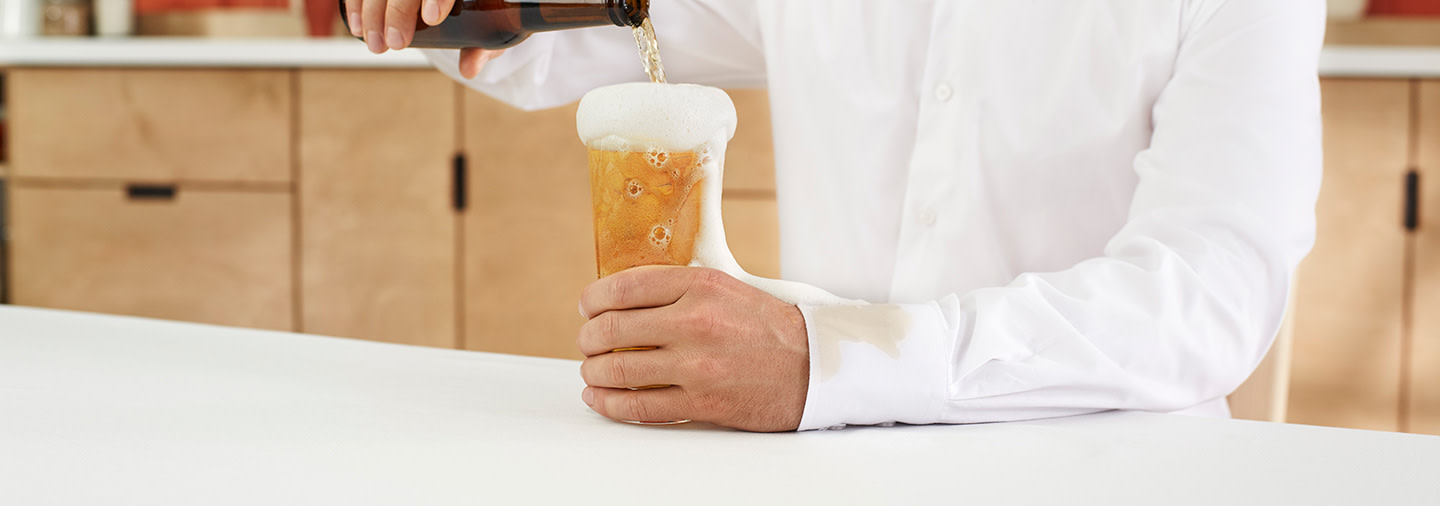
[934,83,953,102]
[917,209,937,226]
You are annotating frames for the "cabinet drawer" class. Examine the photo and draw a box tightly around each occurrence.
[9,185,293,330]
[8,69,291,184]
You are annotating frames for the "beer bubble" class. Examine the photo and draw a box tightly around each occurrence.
[625,178,644,198]
[650,225,672,249]
[647,147,670,169]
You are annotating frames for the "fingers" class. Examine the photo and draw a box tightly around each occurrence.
[583,386,694,424]
[580,348,680,389]
[580,266,724,319]
[423,0,456,25]
[361,0,389,53]
[344,0,362,37]
[383,0,423,50]
[458,48,504,79]
[576,307,678,357]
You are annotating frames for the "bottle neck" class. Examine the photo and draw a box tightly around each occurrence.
[518,0,647,32]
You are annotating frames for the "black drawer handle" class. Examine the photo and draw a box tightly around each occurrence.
[126,184,177,200]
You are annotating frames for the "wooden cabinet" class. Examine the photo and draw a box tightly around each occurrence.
[1290,78,1440,436]
[1289,79,1412,432]
[1,67,781,359]
[1412,80,1440,434]
[9,186,292,330]
[8,69,291,184]
[462,95,592,359]
[6,68,295,331]
[297,70,459,348]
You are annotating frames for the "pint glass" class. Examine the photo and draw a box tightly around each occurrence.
[579,83,733,278]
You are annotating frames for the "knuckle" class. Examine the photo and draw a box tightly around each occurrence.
[687,354,727,382]
[608,274,634,307]
[690,391,728,421]
[596,313,621,348]
[624,395,651,422]
[693,268,728,292]
[385,1,410,17]
[682,306,724,337]
[606,355,630,386]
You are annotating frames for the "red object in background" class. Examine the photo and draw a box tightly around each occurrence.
[135,0,288,14]
[305,0,336,37]
[1369,0,1440,16]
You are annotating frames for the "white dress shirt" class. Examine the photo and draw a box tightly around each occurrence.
[424,0,1324,430]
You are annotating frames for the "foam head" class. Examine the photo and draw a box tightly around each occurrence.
[577,83,737,152]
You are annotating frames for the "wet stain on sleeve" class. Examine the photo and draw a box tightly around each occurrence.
[809,305,912,380]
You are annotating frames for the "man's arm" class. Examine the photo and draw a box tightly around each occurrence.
[798,0,1325,429]
[422,0,768,111]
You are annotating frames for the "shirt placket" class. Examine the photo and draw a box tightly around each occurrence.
[889,1,967,304]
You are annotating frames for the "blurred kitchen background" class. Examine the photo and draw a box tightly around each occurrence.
[0,0,1437,436]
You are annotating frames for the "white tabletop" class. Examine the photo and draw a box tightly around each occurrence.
[2,305,1437,505]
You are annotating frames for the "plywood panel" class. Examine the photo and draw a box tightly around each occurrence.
[724,89,777,193]
[298,70,457,348]
[723,197,780,280]
[464,94,592,359]
[1288,79,1410,432]
[8,69,291,184]
[10,185,292,330]
[1410,80,1440,435]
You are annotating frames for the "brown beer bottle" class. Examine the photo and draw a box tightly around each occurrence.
[339,0,649,49]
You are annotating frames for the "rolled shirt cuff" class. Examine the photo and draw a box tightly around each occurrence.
[796,299,959,430]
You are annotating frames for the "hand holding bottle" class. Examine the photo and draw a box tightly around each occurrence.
[342,0,502,78]
[342,0,648,78]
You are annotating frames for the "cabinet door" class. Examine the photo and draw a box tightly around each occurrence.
[463,95,591,359]
[724,89,777,194]
[723,198,780,280]
[7,69,291,184]
[9,185,292,330]
[1411,80,1440,435]
[1288,79,1411,432]
[298,70,458,348]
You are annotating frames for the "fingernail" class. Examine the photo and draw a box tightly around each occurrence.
[423,0,440,25]
[348,13,361,37]
[366,31,385,54]
[386,26,405,50]
[578,300,587,318]
[582,388,595,406]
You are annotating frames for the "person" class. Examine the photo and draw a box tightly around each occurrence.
[347,0,1324,432]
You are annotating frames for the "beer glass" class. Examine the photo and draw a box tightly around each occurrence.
[577,83,852,425]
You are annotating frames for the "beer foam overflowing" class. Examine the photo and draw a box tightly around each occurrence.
[580,82,858,307]
[577,83,737,152]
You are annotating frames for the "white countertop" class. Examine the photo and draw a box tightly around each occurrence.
[1,304,1438,505]
[1,38,1440,76]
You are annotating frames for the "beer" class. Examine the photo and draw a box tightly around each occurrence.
[577,83,857,308]
[577,83,736,280]
[631,17,666,83]
[339,0,649,49]
[589,148,705,277]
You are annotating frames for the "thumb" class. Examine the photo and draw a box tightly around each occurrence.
[459,48,505,79]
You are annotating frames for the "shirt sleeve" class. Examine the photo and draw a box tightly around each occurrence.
[797,0,1325,430]
[420,0,766,111]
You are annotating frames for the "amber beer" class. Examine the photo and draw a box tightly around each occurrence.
[589,148,705,277]
[339,0,649,49]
